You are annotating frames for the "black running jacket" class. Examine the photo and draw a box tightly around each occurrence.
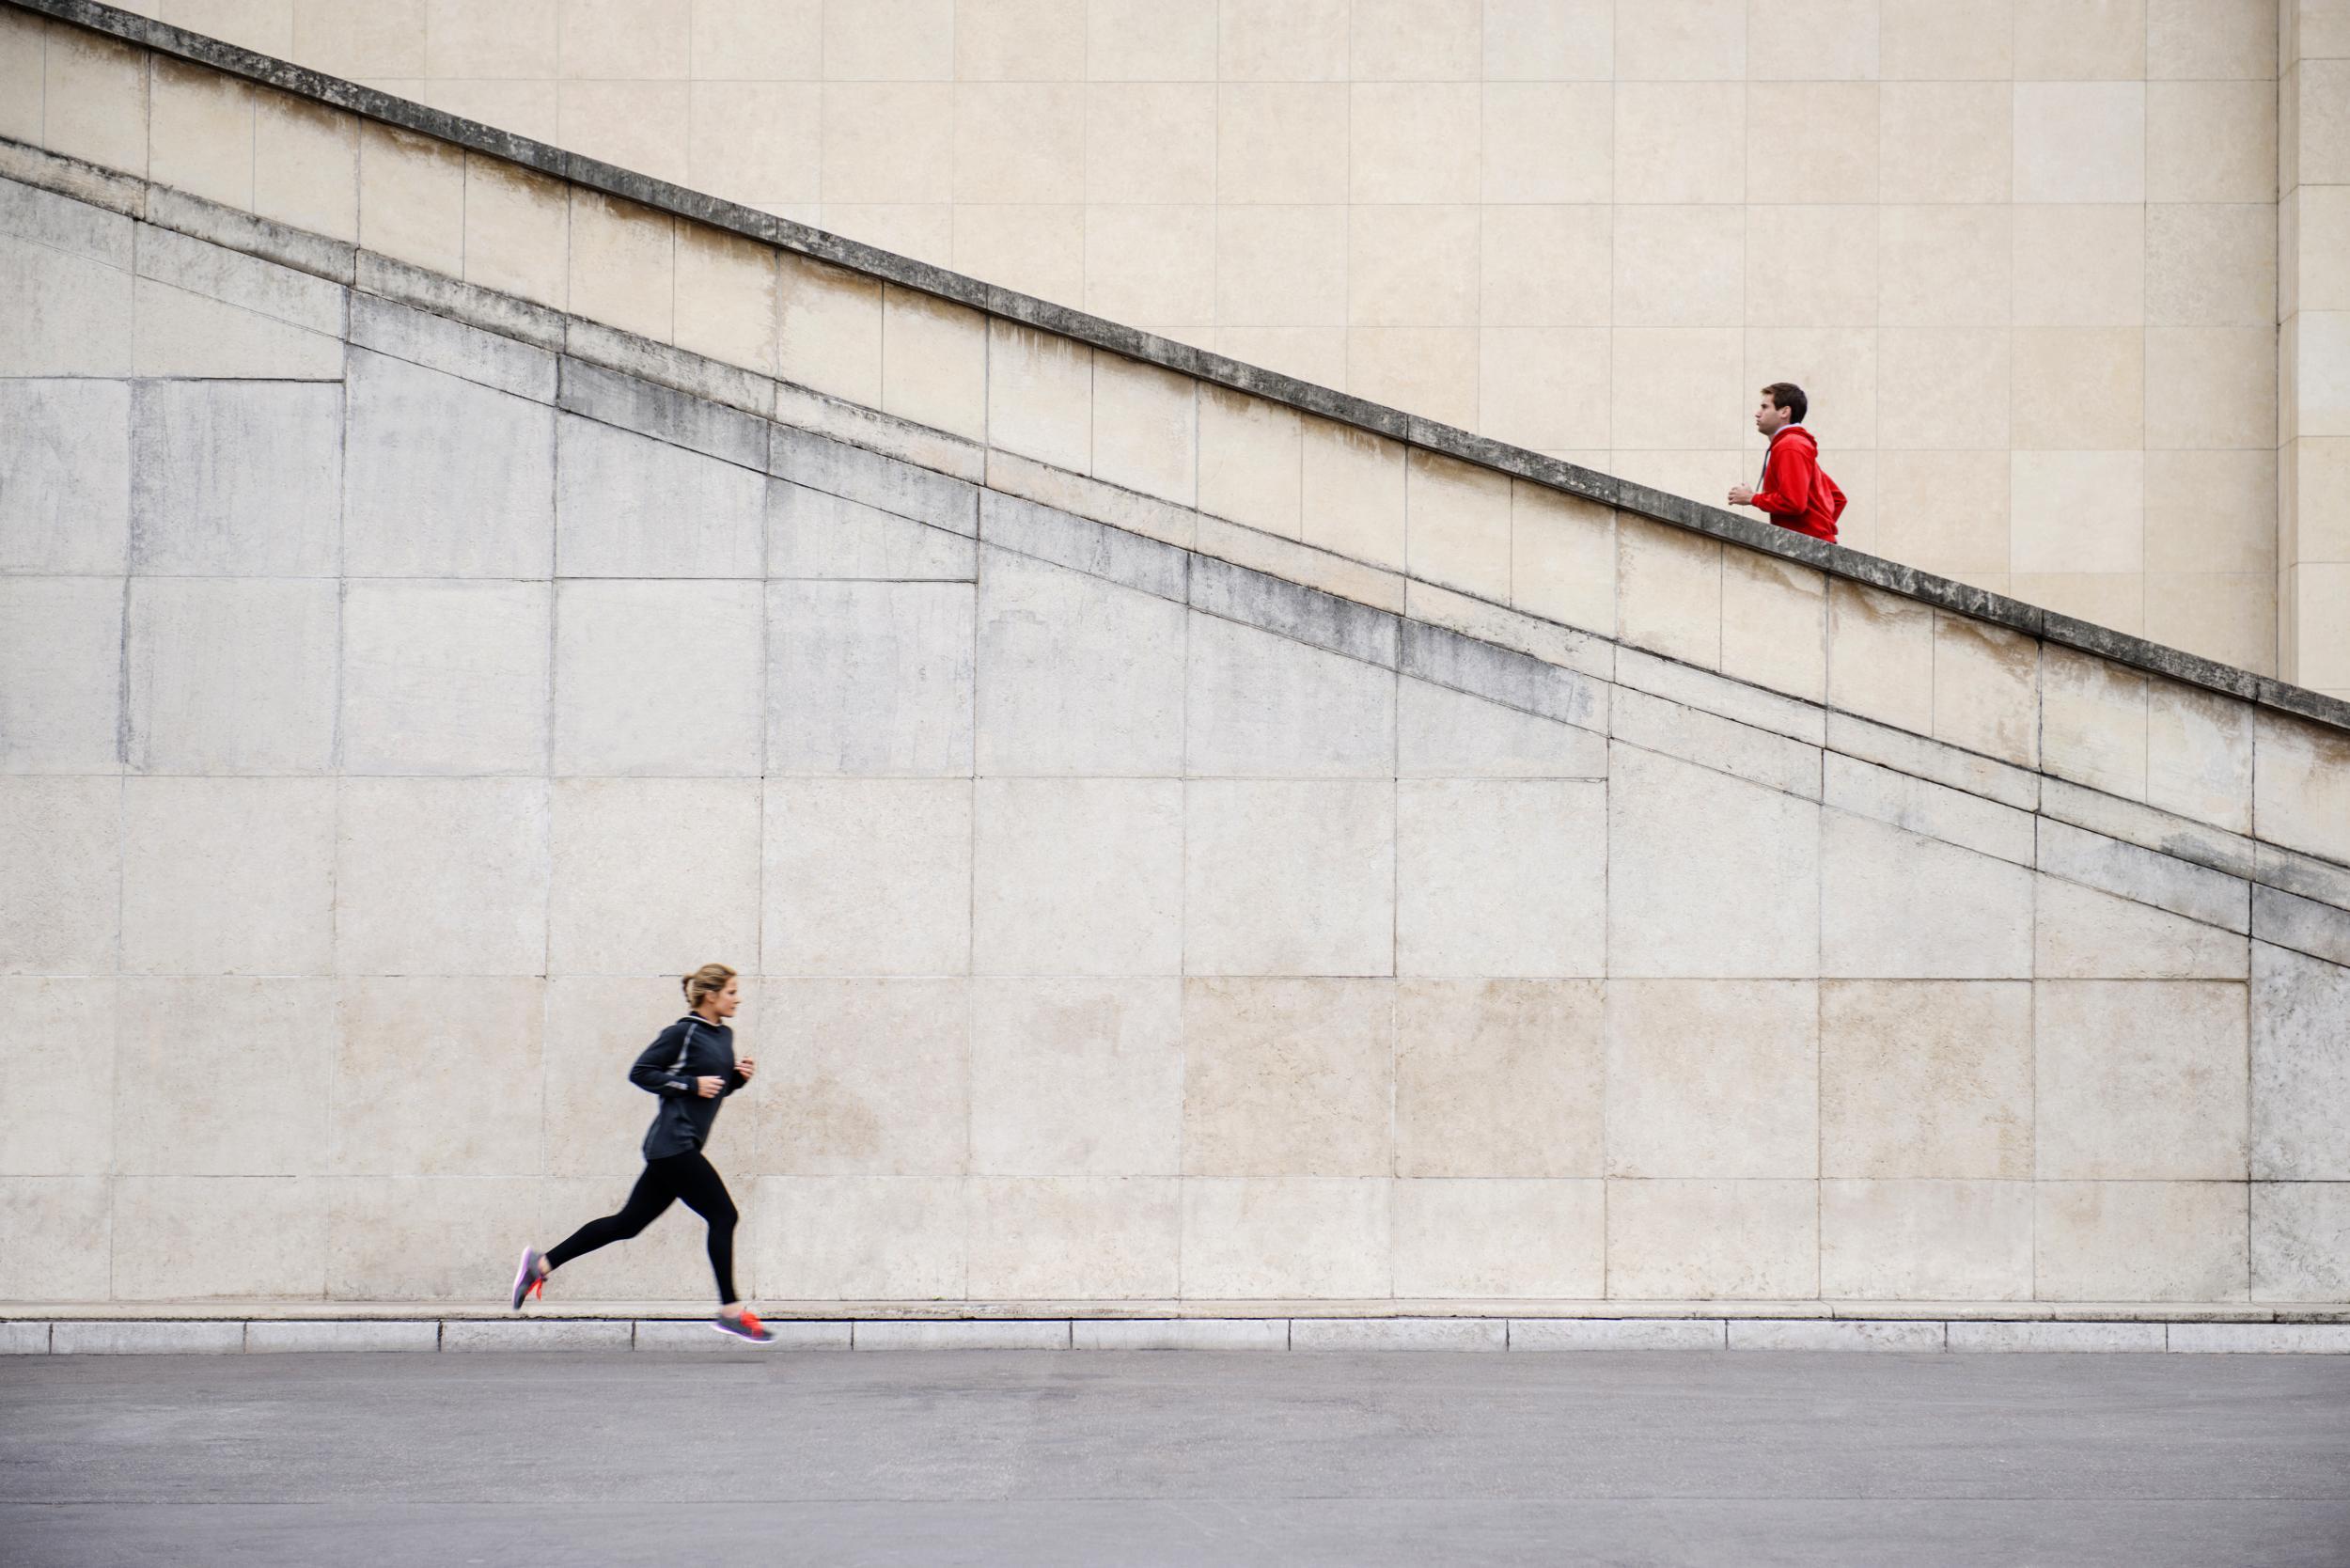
[632,1016,745,1160]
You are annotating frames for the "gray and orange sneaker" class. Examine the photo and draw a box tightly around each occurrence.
[509,1248,545,1311]
[713,1309,776,1344]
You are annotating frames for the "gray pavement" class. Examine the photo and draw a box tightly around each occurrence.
[4,1349,2348,1567]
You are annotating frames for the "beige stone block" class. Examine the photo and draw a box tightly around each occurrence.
[988,320,1091,472]
[1298,416,1407,572]
[330,977,541,1180]
[2013,329,2143,450]
[2036,980,2250,1181]
[1180,978,1392,1178]
[1933,616,2040,768]
[1879,207,2010,330]
[2253,711,2350,864]
[294,0,428,76]
[2015,0,2146,78]
[1213,84,1348,205]
[1820,1179,2033,1301]
[326,1175,539,1302]
[2147,575,2275,678]
[750,1175,963,1299]
[951,83,1083,205]
[1609,207,1740,329]
[149,57,254,210]
[973,778,1182,977]
[1881,0,2011,78]
[2036,877,2248,980]
[2010,451,2143,575]
[1746,86,1877,206]
[1346,328,1479,432]
[1215,206,1347,326]
[1480,206,1611,328]
[2035,1181,2249,1302]
[0,1178,110,1300]
[1184,781,1395,979]
[2297,190,2350,316]
[0,9,42,147]
[821,80,954,202]
[554,579,763,771]
[1397,781,1607,979]
[1480,0,1611,78]
[121,777,334,978]
[568,191,674,345]
[970,978,1182,1177]
[2146,681,2253,835]
[1614,83,1743,205]
[668,223,780,380]
[2008,572,2144,635]
[1606,981,1816,1180]
[0,777,120,976]
[965,1176,1181,1298]
[2148,204,2275,328]
[1403,449,1511,602]
[2253,1181,2350,1303]
[1393,980,1603,1180]
[1195,388,1302,539]
[548,778,760,978]
[2013,205,2143,328]
[1878,328,2010,450]
[113,1176,325,1299]
[1185,612,1394,778]
[43,27,149,177]
[358,121,464,277]
[1347,82,1478,203]
[2147,327,2275,450]
[2039,645,2149,799]
[975,549,1184,774]
[1397,678,1606,779]
[1612,0,1743,77]
[1510,482,1614,636]
[2014,84,2146,205]
[424,80,560,146]
[1823,809,2033,979]
[1089,353,1197,506]
[1820,980,2031,1180]
[2295,310,2350,440]
[1392,1179,1606,1298]
[1615,515,1721,668]
[540,977,696,1181]
[2149,81,2277,204]
[1214,0,1347,78]
[1872,451,2011,579]
[1878,83,2010,204]
[686,82,821,206]
[0,977,115,1175]
[2146,450,2277,576]
[118,977,331,1175]
[776,254,883,406]
[1719,548,1826,705]
[870,286,982,441]
[1608,744,1821,980]
[1350,0,1480,77]
[557,79,690,186]
[1082,205,1214,325]
[1605,1178,1817,1300]
[1179,1176,1389,1298]
[756,980,967,1176]
[457,155,565,310]
[1084,81,1213,206]
[335,778,549,978]
[1348,204,1478,328]
[1826,580,1934,733]
[1480,83,1614,204]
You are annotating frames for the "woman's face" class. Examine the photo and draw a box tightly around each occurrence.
[711,977,741,1019]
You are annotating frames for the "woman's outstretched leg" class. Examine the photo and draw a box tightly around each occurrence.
[511,1161,683,1307]
[667,1151,740,1307]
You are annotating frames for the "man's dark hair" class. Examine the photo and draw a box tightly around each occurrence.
[1762,382,1807,423]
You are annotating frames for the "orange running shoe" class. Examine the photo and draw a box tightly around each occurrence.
[712,1309,776,1344]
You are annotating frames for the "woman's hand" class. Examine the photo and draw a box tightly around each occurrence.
[735,1058,757,1081]
[695,1075,725,1098]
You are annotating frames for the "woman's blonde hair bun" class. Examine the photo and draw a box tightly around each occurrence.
[682,963,737,1009]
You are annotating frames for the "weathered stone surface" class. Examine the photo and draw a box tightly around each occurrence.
[553,579,765,776]
[135,223,342,334]
[1825,712,2040,813]
[0,232,133,377]
[1400,620,1603,729]
[2252,885,2350,969]
[1819,980,2032,1180]
[2038,819,2251,935]
[0,1323,50,1355]
[327,1176,540,1300]
[2253,1182,2350,1302]
[1605,1179,1819,1301]
[0,1178,112,1300]
[551,778,762,975]
[120,777,335,978]
[52,1321,244,1356]
[971,979,1183,1177]
[768,481,977,581]
[1820,752,2036,866]
[1178,1178,1390,1299]
[2251,943,2350,1181]
[559,356,766,470]
[444,1320,632,1352]
[975,549,1185,776]
[854,1321,1073,1351]
[767,581,975,776]
[1610,687,1822,800]
[2036,980,2249,1182]
[131,380,340,576]
[2167,1323,2350,1354]
[348,291,556,401]
[1947,1321,2167,1352]
[339,580,551,775]
[1184,613,1395,778]
[1394,980,1604,1180]
[1184,781,1395,977]
[555,413,766,578]
[979,489,1185,601]
[125,578,339,775]
[0,777,118,976]
[343,351,556,578]
[1071,1318,1289,1350]
[765,778,971,979]
[0,378,130,573]
[1607,745,1820,979]
[2035,876,2248,980]
[331,979,542,1183]
[1821,812,2033,979]
[335,778,549,978]
[1292,1317,1510,1351]
[1508,1318,1726,1350]
[1396,678,1606,779]
[755,980,971,1177]
[2252,712,2350,867]
[0,979,115,1177]
[111,1176,325,1299]
[974,778,1183,977]
[245,1320,440,1353]
[0,576,124,774]
[964,1176,1182,1299]
[632,1319,852,1351]
[1396,780,1606,979]
[1818,1180,2033,1301]
[1931,614,2040,768]
[1729,1319,1949,1351]
[1182,978,1394,1178]
[1606,980,1818,1180]
[2034,1182,2249,1303]
[749,1176,967,1299]
[1391,1180,1606,1298]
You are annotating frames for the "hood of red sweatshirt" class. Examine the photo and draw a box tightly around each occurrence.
[1772,424,1816,453]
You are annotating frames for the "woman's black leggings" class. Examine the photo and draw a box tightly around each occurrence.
[545,1150,739,1305]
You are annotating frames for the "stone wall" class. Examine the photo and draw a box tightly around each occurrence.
[0,0,2310,683]
[3,15,2349,1311]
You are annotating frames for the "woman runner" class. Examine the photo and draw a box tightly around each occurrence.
[511,964,776,1342]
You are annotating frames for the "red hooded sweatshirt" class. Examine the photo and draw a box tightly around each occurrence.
[1749,424,1844,543]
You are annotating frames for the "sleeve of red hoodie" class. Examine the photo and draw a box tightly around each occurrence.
[1747,434,1815,518]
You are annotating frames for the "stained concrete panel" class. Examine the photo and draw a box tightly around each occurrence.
[0,777,119,975]
[974,777,1183,977]
[0,576,124,773]
[975,548,1185,776]
[1184,780,1396,977]
[1393,979,1605,1179]
[970,978,1184,1177]
[2252,942,2350,1181]
[1181,977,1395,1178]
[755,980,972,1178]
[125,577,339,775]
[1606,743,1821,979]
[130,380,342,576]
[1396,779,1606,978]
[335,778,550,977]
[1184,612,1396,777]
[763,777,972,978]
[330,977,544,1179]
[556,412,766,578]
[120,777,336,977]
[1820,811,2034,980]
[342,350,556,578]
[339,580,552,775]
[553,579,765,776]
[549,778,762,976]
[0,378,130,573]
[2035,980,2250,1182]
[115,977,333,1175]
[766,580,975,776]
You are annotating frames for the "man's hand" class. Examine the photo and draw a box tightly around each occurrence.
[1728,485,1756,508]
[735,1058,757,1081]
[695,1075,725,1098]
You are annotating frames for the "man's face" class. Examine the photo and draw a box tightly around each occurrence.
[1755,396,1789,436]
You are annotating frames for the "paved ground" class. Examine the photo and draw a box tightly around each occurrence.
[5,1349,2348,1567]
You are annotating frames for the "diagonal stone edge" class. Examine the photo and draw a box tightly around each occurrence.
[10,0,2349,740]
